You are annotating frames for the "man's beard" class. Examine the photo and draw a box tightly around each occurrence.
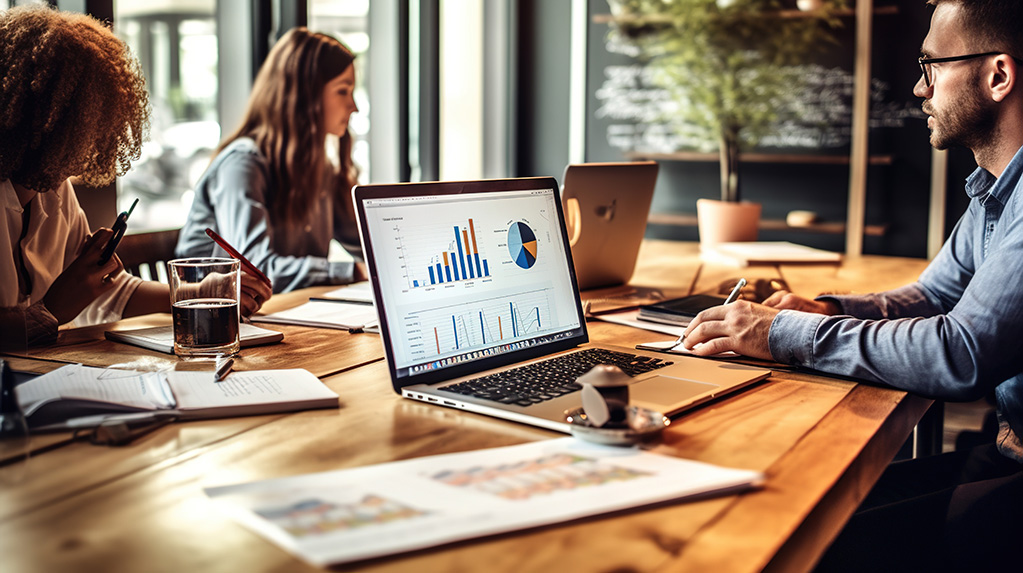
[923,69,997,151]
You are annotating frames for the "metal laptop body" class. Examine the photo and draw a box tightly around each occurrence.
[561,161,659,290]
[353,177,769,433]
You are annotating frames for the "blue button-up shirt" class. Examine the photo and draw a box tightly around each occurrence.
[770,145,1023,461]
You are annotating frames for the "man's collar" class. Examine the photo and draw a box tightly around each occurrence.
[965,144,1023,203]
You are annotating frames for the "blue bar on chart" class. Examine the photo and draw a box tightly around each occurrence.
[421,218,491,287]
[452,315,459,349]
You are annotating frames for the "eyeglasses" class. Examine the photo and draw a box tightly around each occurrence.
[918,51,1002,87]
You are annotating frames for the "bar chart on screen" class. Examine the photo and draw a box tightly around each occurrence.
[402,289,554,360]
[390,216,496,290]
[390,215,551,293]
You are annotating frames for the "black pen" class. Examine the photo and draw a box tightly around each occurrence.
[98,198,138,266]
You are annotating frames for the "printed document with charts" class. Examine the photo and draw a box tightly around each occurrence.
[205,438,763,567]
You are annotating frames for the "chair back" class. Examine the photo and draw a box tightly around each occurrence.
[117,229,180,283]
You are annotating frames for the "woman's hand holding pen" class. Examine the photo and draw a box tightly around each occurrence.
[182,271,272,317]
[201,228,273,315]
[681,300,777,360]
[239,270,272,317]
[44,228,124,324]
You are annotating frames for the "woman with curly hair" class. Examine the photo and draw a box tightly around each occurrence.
[0,5,271,349]
[175,28,367,293]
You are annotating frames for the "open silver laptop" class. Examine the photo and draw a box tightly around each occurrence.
[562,161,658,290]
[353,177,769,433]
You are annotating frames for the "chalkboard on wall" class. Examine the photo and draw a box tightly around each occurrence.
[584,0,942,257]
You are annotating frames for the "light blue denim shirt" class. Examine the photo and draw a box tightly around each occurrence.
[176,138,362,293]
[770,145,1023,461]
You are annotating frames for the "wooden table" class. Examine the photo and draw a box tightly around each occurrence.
[0,240,933,573]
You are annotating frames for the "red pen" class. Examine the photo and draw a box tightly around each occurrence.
[204,228,273,289]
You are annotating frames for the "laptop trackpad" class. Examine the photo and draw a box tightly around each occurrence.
[629,376,719,410]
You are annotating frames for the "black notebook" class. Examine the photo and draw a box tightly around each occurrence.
[637,294,726,326]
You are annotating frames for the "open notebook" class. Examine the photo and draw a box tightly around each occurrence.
[16,364,338,431]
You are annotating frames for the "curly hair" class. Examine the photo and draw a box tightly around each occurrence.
[0,5,149,191]
[218,28,357,227]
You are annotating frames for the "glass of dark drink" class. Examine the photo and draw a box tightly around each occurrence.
[168,258,241,357]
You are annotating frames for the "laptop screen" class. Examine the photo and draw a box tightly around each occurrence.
[356,178,587,388]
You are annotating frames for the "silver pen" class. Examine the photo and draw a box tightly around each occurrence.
[723,277,747,305]
[672,277,747,349]
[214,356,234,382]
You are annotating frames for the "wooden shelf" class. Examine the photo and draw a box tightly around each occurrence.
[648,212,888,237]
[626,151,893,165]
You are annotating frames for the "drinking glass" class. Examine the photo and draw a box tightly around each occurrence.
[169,258,241,357]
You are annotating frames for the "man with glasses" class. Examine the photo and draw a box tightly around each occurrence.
[682,0,1022,569]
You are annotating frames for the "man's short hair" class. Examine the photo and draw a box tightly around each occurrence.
[929,0,1023,60]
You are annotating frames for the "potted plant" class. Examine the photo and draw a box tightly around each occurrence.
[607,0,844,245]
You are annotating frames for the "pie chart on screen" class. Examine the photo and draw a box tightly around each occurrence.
[508,222,538,269]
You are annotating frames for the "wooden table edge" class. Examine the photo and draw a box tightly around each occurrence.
[659,383,932,573]
[763,389,933,573]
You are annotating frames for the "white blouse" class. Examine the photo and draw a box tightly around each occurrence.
[1,179,141,342]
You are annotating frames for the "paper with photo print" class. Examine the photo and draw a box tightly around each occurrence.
[205,437,762,566]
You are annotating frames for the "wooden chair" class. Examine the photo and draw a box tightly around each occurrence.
[117,229,180,283]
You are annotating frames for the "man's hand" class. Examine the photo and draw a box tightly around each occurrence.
[762,290,840,315]
[43,228,124,324]
[681,300,778,360]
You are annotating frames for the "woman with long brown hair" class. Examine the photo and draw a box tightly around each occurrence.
[176,28,366,293]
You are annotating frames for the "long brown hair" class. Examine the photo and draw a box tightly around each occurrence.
[218,28,357,226]
[0,5,149,191]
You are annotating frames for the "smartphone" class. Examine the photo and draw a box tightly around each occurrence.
[98,198,139,266]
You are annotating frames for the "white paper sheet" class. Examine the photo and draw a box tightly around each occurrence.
[206,438,763,566]
[167,369,337,410]
[314,281,375,303]
[594,308,687,335]
[253,300,379,330]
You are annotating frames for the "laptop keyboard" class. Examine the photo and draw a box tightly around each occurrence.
[442,348,673,407]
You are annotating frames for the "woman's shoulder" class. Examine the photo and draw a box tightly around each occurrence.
[44,179,83,218]
[216,137,265,163]
[202,137,270,183]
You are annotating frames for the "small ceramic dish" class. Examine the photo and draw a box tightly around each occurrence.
[564,405,670,446]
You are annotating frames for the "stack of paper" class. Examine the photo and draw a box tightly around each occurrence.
[253,281,378,331]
